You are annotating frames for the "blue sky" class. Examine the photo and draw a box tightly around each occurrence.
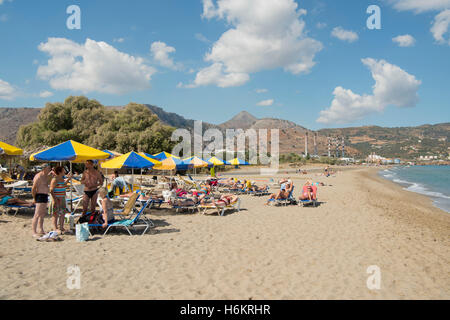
[0,0,449,130]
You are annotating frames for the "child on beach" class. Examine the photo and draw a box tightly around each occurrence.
[50,166,72,233]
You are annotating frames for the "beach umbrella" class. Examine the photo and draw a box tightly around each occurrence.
[101,151,161,188]
[229,158,250,166]
[183,156,210,168]
[183,156,211,176]
[101,151,160,169]
[29,140,110,212]
[0,141,23,156]
[102,150,123,160]
[30,140,110,163]
[153,157,193,171]
[153,151,180,160]
[138,152,162,161]
[207,156,230,166]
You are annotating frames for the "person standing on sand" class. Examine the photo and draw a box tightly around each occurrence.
[31,164,52,238]
[81,160,103,216]
[50,166,72,233]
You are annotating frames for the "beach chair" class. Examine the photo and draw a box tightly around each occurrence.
[68,183,85,214]
[298,186,318,207]
[112,192,140,220]
[198,197,241,216]
[89,198,153,236]
[248,185,270,197]
[0,172,15,183]
[268,186,296,206]
[177,174,200,190]
[0,203,35,216]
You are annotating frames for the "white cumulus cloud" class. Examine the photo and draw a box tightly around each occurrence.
[0,79,16,100]
[392,34,416,47]
[331,27,358,43]
[183,0,322,88]
[256,99,274,106]
[255,88,268,93]
[317,58,421,124]
[150,41,182,70]
[431,9,450,44]
[37,38,156,95]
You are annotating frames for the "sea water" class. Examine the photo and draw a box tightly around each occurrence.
[379,165,450,213]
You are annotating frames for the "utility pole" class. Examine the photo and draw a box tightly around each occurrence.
[305,132,308,157]
[313,132,318,157]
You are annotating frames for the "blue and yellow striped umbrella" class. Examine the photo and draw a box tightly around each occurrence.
[207,156,230,166]
[153,151,180,160]
[183,156,210,168]
[139,152,162,162]
[154,157,193,171]
[229,158,250,166]
[30,140,109,163]
[101,152,161,169]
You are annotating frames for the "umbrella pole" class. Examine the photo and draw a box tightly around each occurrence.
[70,162,73,213]
[132,168,134,191]
[140,168,142,190]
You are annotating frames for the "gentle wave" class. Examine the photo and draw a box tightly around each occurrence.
[379,166,450,213]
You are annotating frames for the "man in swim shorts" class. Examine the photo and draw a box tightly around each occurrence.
[81,160,104,216]
[31,163,52,238]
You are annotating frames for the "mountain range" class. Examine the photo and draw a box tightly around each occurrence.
[0,105,448,160]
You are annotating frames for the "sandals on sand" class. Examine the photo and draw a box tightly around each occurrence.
[36,231,63,242]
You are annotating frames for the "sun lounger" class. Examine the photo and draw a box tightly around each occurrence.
[0,203,35,216]
[298,185,318,207]
[268,186,296,206]
[248,186,270,196]
[198,198,241,216]
[89,197,153,236]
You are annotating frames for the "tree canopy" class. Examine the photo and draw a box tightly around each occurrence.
[16,96,176,154]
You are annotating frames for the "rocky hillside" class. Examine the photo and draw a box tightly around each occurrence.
[0,104,448,159]
[0,108,40,144]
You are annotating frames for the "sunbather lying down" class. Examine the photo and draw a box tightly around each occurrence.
[248,182,268,192]
[200,194,238,207]
[0,181,34,207]
[169,195,199,207]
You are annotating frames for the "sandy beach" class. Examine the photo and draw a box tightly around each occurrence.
[0,167,449,300]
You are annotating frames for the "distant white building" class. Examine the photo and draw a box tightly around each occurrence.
[366,153,385,163]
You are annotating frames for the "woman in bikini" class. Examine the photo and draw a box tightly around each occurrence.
[50,167,72,233]
[298,181,317,201]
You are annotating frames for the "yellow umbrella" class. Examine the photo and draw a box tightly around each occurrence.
[0,141,23,156]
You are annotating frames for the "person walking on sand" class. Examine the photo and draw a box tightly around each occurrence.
[31,164,52,238]
[81,160,103,217]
